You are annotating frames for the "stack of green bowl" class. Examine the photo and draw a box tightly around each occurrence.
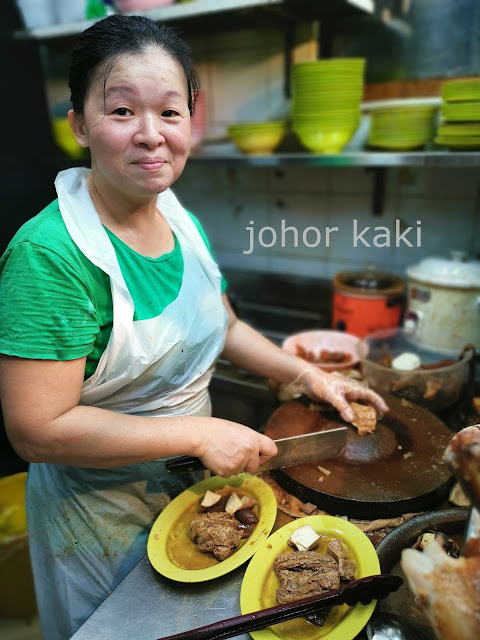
[435,79,480,149]
[291,58,365,153]
[368,105,437,150]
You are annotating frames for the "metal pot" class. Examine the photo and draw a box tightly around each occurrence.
[332,267,405,338]
[405,252,480,354]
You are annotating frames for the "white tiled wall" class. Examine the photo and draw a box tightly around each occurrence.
[176,27,480,280]
[175,164,480,279]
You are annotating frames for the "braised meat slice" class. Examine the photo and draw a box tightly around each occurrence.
[338,558,356,581]
[350,402,377,435]
[189,511,243,561]
[274,550,340,604]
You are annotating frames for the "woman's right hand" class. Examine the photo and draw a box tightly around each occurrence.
[194,419,278,478]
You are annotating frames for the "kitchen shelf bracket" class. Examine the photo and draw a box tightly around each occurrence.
[367,166,387,217]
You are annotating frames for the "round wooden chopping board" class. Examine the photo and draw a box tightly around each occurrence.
[265,395,455,519]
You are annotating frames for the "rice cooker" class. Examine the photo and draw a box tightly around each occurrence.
[405,253,480,354]
[332,268,405,338]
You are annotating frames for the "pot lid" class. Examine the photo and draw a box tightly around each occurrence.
[336,266,403,291]
[407,252,480,288]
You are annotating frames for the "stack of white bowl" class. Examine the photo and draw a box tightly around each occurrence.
[291,58,365,153]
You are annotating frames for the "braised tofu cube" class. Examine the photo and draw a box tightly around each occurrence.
[288,524,321,551]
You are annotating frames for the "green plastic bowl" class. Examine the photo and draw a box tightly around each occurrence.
[227,121,287,154]
[294,125,357,153]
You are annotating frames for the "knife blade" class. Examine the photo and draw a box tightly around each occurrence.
[165,426,347,474]
[155,574,403,640]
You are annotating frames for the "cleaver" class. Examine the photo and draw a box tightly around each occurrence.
[165,426,347,474]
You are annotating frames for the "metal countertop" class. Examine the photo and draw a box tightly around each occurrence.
[70,555,250,640]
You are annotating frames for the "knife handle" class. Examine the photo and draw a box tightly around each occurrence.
[165,456,207,473]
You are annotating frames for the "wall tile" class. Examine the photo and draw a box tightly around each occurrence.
[387,167,480,199]
[268,167,329,194]
[394,196,475,268]
[325,194,399,268]
[266,192,330,259]
[329,168,375,196]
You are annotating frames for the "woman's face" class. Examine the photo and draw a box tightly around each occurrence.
[70,46,191,201]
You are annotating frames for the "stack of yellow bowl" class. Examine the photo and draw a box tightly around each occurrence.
[435,79,480,149]
[368,105,438,150]
[292,58,365,153]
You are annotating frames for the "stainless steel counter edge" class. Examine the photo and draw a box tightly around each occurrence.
[70,555,251,640]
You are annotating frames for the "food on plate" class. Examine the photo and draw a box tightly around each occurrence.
[295,344,353,365]
[274,527,357,628]
[401,426,480,640]
[287,524,321,551]
[190,490,259,561]
[274,550,340,602]
[201,490,222,508]
[350,401,377,435]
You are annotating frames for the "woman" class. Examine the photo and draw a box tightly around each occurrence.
[0,15,387,640]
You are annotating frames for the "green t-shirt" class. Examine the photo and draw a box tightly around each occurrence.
[0,199,226,380]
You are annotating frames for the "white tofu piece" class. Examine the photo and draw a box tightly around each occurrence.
[288,524,321,551]
[392,352,421,371]
[225,492,244,514]
[239,495,256,510]
[200,490,222,508]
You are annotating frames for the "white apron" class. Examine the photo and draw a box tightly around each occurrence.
[26,168,229,640]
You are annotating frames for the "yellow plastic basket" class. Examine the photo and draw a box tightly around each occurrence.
[0,472,37,618]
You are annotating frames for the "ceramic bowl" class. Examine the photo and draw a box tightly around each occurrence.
[282,329,362,371]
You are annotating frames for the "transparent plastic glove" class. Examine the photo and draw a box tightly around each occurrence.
[293,367,389,423]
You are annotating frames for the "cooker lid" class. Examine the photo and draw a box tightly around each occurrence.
[337,267,403,292]
[407,252,480,288]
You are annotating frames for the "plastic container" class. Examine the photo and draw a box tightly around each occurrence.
[51,116,86,159]
[114,0,174,12]
[16,0,56,28]
[358,328,475,411]
[56,0,87,23]
[0,473,37,618]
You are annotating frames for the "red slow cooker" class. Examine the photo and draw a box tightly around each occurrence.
[332,269,405,338]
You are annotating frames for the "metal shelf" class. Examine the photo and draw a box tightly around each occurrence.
[186,150,480,167]
[13,0,373,41]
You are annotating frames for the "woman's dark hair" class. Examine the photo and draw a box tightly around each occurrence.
[69,14,199,115]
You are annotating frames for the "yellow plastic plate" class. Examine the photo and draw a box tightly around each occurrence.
[240,515,380,640]
[147,473,277,583]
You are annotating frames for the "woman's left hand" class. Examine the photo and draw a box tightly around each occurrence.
[297,367,389,423]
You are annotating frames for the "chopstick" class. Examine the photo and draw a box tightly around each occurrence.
[156,574,402,640]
